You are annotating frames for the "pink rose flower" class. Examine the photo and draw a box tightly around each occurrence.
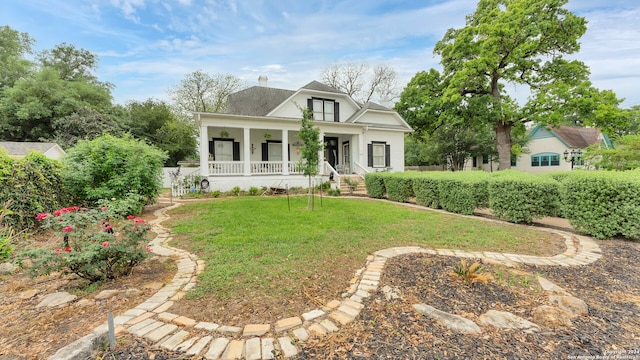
[62,226,73,232]
[134,218,145,223]
[127,215,135,219]
[36,213,49,220]
[102,241,109,247]
[64,246,72,252]
[55,249,62,254]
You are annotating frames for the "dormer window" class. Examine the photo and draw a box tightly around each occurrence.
[308,98,340,122]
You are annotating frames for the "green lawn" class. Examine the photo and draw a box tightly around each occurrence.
[166,196,560,300]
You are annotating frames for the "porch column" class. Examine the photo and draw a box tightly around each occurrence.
[243,127,251,176]
[282,129,289,175]
[358,133,365,170]
[199,120,209,177]
[319,131,325,174]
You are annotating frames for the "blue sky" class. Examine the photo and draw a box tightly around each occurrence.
[2,0,639,107]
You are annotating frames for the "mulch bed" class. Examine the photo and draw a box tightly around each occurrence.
[297,238,640,359]
[96,238,640,360]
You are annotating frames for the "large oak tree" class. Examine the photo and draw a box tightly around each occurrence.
[434,0,623,170]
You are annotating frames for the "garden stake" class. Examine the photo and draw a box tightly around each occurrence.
[107,311,116,349]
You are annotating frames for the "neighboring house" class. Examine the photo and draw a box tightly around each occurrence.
[194,80,412,191]
[0,141,66,160]
[469,125,613,173]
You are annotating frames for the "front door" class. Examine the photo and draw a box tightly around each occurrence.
[324,137,339,169]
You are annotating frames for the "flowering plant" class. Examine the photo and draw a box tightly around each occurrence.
[21,205,153,282]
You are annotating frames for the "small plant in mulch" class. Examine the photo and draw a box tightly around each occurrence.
[19,205,153,283]
[449,260,494,286]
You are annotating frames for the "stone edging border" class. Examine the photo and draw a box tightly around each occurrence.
[49,200,602,360]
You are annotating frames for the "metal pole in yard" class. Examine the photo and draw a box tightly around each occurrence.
[107,312,116,349]
[287,184,290,211]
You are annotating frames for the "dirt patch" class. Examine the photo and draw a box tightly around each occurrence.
[0,203,176,360]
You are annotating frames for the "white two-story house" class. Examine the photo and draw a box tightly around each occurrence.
[195,80,412,191]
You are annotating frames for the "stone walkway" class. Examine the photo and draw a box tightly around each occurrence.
[48,200,603,360]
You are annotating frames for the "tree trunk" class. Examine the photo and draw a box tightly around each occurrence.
[496,122,512,170]
[307,175,312,209]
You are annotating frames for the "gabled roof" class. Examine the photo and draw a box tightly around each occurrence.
[0,141,64,156]
[528,125,613,149]
[552,126,602,148]
[300,80,345,94]
[226,86,295,116]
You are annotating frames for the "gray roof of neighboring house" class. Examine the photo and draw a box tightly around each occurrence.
[0,141,62,156]
[551,126,602,148]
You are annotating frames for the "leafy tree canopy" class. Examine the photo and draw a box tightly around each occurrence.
[433,0,626,170]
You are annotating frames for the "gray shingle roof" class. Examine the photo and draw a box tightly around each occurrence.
[226,86,295,116]
[0,141,60,156]
[300,81,345,94]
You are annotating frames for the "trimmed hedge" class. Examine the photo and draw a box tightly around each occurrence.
[561,170,640,239]
[488,171,561,223]
[383,172,415,203]
[413,175,442,208]
[364,172,387,199]
[438,177,477,215]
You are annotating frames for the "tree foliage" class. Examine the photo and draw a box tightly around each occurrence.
[321,62,399,105]
[396,69,500,170]
[167,70,245,123]
[583,134,640,171]
[63,134,167,209]
[434,0,624,170]
[123,99,196,166]
[298,108,323,207]
[0,25,35,90]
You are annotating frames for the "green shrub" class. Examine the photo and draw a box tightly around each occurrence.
[230,186,241,196]
[383,173,415,203]
[488,171,561,223]
[0,201,14,260]
[64,134,167,209]
[413,175,442,208]
[0,151,70,230]
[211,190,221,198]
[561,170,640,239]
[248,187,260,196]
[343,177,359,195]
[438,177,477,215]
[21,205,153,282]
[327,188,341,196]
[364,173,387,198]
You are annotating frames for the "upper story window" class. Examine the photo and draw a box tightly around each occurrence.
[308,98,339,122]
[531,153,560,167]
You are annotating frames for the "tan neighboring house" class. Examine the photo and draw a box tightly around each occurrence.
[469,125,613,173]
[193,80,412,192]
[0,141,66,160]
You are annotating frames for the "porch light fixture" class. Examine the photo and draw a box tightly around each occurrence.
[563,149,582,169]
[251,144,256,154]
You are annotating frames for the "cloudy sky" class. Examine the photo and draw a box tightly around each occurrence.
[2,0,639,107]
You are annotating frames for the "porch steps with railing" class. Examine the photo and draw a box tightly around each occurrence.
[338,175,367,195]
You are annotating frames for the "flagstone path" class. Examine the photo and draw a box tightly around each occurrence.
[48,200,602,360]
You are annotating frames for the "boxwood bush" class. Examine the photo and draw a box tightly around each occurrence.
[561,170,640,239]
[383,172,415,203]
[413,174,442,208]
[364,172,388,199]
[488,171,561,223]
[438,177,478,215]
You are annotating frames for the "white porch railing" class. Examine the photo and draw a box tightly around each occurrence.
[353,161,369,179]
[324,161,340,189]
[251,161,283,174]
[209,161,244,175]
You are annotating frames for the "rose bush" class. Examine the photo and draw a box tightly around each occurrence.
[21,205,153,282]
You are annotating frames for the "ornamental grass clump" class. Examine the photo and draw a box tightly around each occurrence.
[21,205,153,283]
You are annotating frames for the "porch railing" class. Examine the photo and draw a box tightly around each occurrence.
[207,161,305,175]
[209,161,244,175]
[324,161,340,189]
[353,161,369,179]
